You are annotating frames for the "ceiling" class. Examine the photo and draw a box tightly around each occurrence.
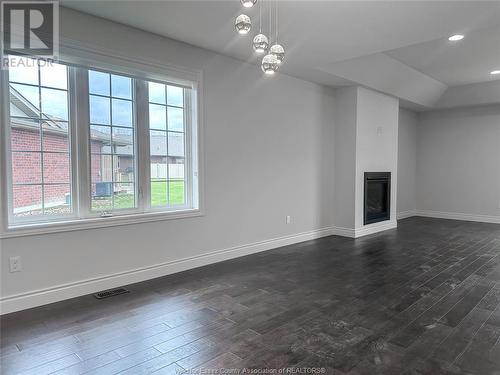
[387,25,500,86]
[62,0,500,108]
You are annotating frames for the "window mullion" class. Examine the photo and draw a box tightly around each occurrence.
[135,79,151,212]
[193,85,200,210]
[184,89,193,209]
[67,66,79,219]
[74,67,91,219]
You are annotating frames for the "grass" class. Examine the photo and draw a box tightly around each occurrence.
[151,179,185,207]
[92,180,185,211]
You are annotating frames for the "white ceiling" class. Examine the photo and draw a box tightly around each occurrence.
[62,0,500,108]
[387,25,500,86]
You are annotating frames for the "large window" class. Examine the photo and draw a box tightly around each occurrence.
[2,56,200,231]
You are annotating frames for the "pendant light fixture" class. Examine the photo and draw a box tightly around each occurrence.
[241,0,257,8]
[253,34,269,54]
[270,44,284,64]
[261,0,279,74]
[235,14,252,34]
[252,0,268,54]
[234,0,286,74]
[261,53,279,74]
[269,0,285,64]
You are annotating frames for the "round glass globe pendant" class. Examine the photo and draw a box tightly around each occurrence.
[235,14,251,35]
[270,44,285,64]
[261,53,279,75]
[253,34,269,54]
[241,0,257,8]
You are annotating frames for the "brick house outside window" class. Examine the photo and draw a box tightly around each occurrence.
[10,85,184,216]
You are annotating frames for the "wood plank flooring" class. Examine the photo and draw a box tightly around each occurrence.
[1,217,500,374]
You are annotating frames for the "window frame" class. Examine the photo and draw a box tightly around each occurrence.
[0,48,204,238]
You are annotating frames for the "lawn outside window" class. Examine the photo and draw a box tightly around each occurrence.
[0,52,201,237]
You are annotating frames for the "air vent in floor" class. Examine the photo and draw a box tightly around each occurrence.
[94,287,130,299]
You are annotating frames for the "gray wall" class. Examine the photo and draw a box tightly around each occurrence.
[333,87,357,229]
[0,8,336,308]
[417,105,500,220]
[332,86,399,235]
[397,108,417,217]
[355,87,399,229]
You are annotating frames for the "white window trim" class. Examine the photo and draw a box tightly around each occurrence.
[0,40,205,239]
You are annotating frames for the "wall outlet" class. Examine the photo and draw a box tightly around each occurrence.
[9,256,22,273]
[286,215,291,224]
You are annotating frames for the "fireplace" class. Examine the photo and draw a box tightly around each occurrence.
[364,172,391,225]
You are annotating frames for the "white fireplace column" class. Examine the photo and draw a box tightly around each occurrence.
[333,86,399,238]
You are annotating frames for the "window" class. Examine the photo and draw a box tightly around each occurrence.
[89,70,136,212]
[148,82,186,207]
[2,55,200,232]
[8,58,72,219]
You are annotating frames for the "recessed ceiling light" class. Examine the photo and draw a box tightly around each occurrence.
[491,70,500,75]
[448,34,464,41]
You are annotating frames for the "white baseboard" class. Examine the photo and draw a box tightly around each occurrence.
[354,220,398,238]
[0,226,334,315]
[332,220,397,238]
[415,210,500,224]
[397,210,417,220]
[331,226,356,238]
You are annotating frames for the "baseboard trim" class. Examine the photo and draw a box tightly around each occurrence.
[0,226,334,315]
[415,210,500,224]
[332,226,356,238]
[355,220,398,238]
[397,210,417,220]
[332,220,397,238]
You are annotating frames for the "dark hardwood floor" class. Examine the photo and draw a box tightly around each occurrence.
[1,217,500,375]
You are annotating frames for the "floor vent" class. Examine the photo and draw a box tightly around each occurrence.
[94,287,130,299]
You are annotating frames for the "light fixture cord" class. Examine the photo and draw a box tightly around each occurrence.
[259,0,262,33]
[275,0,278,43]
[269,0,272,42]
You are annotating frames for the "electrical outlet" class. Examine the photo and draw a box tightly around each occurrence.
[286,215,291,224]
[9,256,21,273]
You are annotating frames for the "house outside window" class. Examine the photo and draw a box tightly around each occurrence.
[9,60,72,218]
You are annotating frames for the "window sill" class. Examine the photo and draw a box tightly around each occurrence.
[0,209,203,239]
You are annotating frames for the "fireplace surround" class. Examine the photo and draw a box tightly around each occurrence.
[364,172,391,225]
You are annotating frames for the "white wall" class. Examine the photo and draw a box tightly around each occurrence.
[0,8,336,313]
[333,87,357,230]
[417,105,500,221]
[397,108,417,217]
[332,86,400,236]
[355,87,399,229]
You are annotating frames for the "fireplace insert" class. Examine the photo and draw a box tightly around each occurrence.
[364,172,391,225]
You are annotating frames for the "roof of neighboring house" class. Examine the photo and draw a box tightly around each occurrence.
[10,85,69,136]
